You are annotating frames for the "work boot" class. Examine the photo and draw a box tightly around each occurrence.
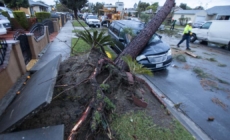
[177,44,180,48]
[186,48,191,50]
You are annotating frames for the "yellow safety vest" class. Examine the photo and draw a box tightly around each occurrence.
[183,25,192,35]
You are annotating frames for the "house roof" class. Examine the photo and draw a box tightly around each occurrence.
[29,0,49,8]
[206,5,230,15]
[174,10,204,15]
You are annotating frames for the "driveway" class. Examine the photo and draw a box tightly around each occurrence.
[146,34,230,140]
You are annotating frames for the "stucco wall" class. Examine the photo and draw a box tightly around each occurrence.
[0,42,26,99]
[27,26,50,59]
[19,7,30,15]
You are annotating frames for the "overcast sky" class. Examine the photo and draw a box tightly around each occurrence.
[44,0,230,9]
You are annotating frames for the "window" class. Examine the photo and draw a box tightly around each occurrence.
[113,24,120,36]
[201,22,212,29]
[109,22,115,31]
[119,28,126,43]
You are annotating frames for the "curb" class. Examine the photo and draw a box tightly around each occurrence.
[137,75,211,140]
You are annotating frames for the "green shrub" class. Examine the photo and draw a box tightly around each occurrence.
[35,12,51,22]
[1,11,10,20]
[13,11,28,30]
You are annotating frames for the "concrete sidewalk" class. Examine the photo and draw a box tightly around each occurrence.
[30,20,74,72]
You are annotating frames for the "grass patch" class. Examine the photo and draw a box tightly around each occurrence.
[111,111,194,140]
[218,63,227,67]
[72,20,87,27]
[203,52,211,55]
[217,78,230,85]
[206,57,217,62]
[174,54,186,62]
[71,38,91,55]
[193,67,209,78]
[72,29,84,33]
[196,56,202,59]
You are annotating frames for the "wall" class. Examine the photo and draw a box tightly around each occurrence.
[27,26,50,59]
[19,7,30,15]
[0,41,26,99]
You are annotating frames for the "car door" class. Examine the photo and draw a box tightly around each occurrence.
[197,22,212,40]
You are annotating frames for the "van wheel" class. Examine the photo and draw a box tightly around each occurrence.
[190,34,197,43]
[228,42,230,51]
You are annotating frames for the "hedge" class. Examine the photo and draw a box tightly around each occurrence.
[13,11,28,30]
[35,12,51,22]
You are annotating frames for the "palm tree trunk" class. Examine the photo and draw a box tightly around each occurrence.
[115,0,175,70]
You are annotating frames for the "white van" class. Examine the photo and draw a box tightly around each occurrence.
[190,20,230,50]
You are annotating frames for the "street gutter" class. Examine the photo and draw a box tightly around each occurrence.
[137,75,211,140]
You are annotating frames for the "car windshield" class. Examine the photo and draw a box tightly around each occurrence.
[88,16,97,19]
[126,29,160,43]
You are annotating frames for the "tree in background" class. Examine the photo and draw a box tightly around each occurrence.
[60,0,87,18]
[3,0,29,10]
[93,2,104,15]
[179,3,192,10]
[146,2,159,13]
[194,6,204,10]
[137,1,150,17]
[56,3,70,12]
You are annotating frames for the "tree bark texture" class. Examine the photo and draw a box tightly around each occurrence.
[115,0,175,70]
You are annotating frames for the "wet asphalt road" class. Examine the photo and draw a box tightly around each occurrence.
[146,34,230,140]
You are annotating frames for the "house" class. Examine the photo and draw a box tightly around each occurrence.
[206,5,230,20]
[172,5,230,25]
[20,0,49,16]
[173,10,205,24]
[115,2,124,12]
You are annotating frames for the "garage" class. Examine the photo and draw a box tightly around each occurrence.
[195,16,206,22]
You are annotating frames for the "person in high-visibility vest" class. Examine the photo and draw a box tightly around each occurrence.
[177,21,193,50]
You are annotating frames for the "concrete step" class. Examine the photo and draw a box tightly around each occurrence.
[0,55,62,133]
[0,125,64,140]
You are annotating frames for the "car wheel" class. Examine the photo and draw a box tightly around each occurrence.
[228,41,230,51]
[190,34,197,43]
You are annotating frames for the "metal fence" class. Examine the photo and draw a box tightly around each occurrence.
[0,39,7,66]
[29,23,45,41]
[42,19,54,34]
[14,29,32,65]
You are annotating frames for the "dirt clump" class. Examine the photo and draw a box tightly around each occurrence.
[15,49,174,139]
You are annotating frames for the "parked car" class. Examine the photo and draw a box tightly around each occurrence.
[86,15,100,28]
[0,23,7,35]
[0,14,11,30]
[82,13,92,21]
[192,21,206,28]
[51,12,60,19]
[191,20,230,50]
[78,13,83,19]
[108,20,172,70]
[127,17,140,22]
[0,7,14,18]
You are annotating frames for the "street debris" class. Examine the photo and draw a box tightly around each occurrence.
[211,97,228,111]
[174,103,182,109]
[175,54,186,62]
[183,64,191,70]
[185,51,197,58]
[207,117,215,121]
[200,79,218,91]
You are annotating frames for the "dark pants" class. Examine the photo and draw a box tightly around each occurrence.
[170,24,175,30]
[178,35,190,48]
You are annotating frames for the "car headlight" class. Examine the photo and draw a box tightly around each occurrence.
[167,49,172,56]
[136,55,146,61]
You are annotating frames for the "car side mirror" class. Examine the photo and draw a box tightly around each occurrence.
[119,38,125,42]
[200,26,203,29]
